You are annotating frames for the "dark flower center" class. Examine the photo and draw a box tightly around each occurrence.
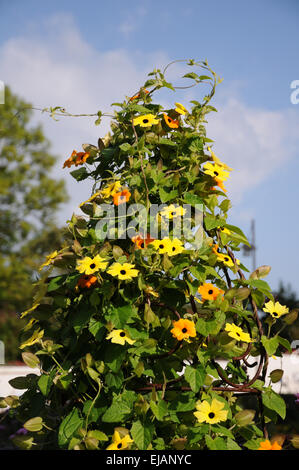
[182,328,187,333]
[120,269,126,275]
[208,289,214,295]
[214,171,219,176]
[143,119,149,124]
[172,246,176,251]
[224,257,230,262]
[208,412,215,419]
[171,212,176,216]
[159,244,164,249]
[272,312,278,317]
[140,242,144,248]
[117,443,123,449]
[90,263,96,269]
[120,332,126,337]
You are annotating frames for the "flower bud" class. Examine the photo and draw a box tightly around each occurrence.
[235,409,255,426]
[249,265,271,279]
[270,369,284,383]
[284,309,298,325]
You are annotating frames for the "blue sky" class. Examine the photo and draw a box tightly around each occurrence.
[1,0,299,294]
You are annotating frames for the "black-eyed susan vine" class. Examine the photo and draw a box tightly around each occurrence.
[3,59,297,451]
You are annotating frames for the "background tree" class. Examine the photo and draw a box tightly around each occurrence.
[0,87,68,361]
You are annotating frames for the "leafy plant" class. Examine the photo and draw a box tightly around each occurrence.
[4,60,295,450]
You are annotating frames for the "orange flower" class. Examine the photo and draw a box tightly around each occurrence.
[74,151,90,166]
[77,274,98,289]
[198,283,224,301]
[63,150,90,169]
[163,113,179,129]
[132,233,155,249]
[113,189,131,206]
[129,89,149,101]
[212,178,227,192]
[210,243,220,255]
[171,318,196,342]
[258,439,282,450]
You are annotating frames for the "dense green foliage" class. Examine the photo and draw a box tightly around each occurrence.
[3,61,297,450]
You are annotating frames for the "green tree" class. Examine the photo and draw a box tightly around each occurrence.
[0,87,68,361]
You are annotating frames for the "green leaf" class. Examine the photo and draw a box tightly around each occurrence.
[204,214,226,231]
[262,390,286,419]
[150,399,168,421]
[70,167,89,181]
[159,187,178,203]
[102,390,136,423]
[168,393,197,412]
[205,435,227,450]
[104,344,127,372]
[47,275,65,292]
[131,420,154,450]
[38,373,53,396]
[119,143,132,153]
[8,376,31,390]
[183,192,204,206]
[270,369,284,383]
[58,408,83,447]
[88,430,108,441]
[226,438,242,450]
[261,335,279,356]
[277,335,292,353]
[105,371,124,390]
[107,304,138,329]
[184,365,206,392]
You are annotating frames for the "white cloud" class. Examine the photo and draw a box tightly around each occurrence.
[1,12,299,228]
[207,97,299,203]
[0,13,168,224]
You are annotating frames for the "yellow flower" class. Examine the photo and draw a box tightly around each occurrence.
[168,239,184,256]
[262,300,289,319]
[218,226,231,235]
[216,253,239,268]
[159,204,186,220]
[76,255,108,275]
[150,238,173,254]
[107,262,139,280]
[258,439,282,450]
[106,329,135,346]
[20,329,44,349]
[170,318,196,342]
[194,399,228,424]
[106,430,134,450]
[224,323,252,343]
[144,285,159,298]
[133,114,159,127]
[175,102,188,115]
[203,162,230,182]
[207,146,233,171]
[39,250,58,270]
[100,181,122,199]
